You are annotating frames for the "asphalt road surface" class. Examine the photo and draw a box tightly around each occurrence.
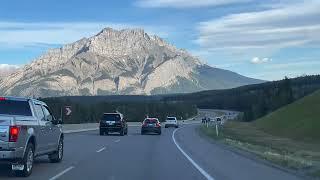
[0,124,302,180]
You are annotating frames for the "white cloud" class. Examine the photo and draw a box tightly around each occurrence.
[0,22,170,48]
[246,59,320,80]
[251,57,272,64]
[265,60,320,69]
[135,0,251,8]
[0,64,20,77]
[196,1,320,52]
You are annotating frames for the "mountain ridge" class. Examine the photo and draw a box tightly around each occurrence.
[0,27,263,97]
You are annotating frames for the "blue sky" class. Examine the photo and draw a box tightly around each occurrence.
[0,0,319,80]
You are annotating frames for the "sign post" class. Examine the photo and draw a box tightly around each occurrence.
[60,106,72,123]
[215,123,219,137]
[65,106,72,116]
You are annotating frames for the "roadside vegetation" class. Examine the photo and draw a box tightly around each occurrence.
[201,89,320,178]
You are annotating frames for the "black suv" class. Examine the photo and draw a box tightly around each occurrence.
[99,113,128,136]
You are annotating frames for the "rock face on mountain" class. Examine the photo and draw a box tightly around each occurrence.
[0,28,262,97]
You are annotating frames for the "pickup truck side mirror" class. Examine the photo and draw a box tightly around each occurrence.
[51,116,63,125]
[47,114,53,122]
[57,118,63,124]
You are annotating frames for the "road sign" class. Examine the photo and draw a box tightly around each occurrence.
[65,106,72,116]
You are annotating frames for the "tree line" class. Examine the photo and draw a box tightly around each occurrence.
[165,75,320,122]
[41,75,320,123]
[41,97,197,124]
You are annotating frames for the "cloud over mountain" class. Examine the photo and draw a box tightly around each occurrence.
[0,64,19,77]
[196,1,320,51]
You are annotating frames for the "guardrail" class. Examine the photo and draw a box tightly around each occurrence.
[62,122,142,134]
[62,120,199,134]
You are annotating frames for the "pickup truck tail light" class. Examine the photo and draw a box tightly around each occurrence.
[9,126,20,142]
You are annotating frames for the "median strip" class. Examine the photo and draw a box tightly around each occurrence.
[63,128,99,134]
[62,123,142,134]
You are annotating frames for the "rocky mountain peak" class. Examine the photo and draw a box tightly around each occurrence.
[98,27,146,37]
[0,27,262,97]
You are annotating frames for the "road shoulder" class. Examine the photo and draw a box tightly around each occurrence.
[197,126,309,179]
[174,124,302,180]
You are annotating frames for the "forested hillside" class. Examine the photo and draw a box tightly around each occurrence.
[41,75,320,123]
[166,75,320,121]
[41,97,197,124]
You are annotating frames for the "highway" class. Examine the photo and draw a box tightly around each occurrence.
[0,123,302,180]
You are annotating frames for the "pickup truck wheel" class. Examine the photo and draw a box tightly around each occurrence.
[49,138,63,163]
[14,143,34,177]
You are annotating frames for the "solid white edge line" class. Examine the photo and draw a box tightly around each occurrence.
[96,147,106,153]
[172,128,215,180]
[49,166,74,180]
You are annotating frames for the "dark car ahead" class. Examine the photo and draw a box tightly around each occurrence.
[141,118,161,135]
[99,113,128,136]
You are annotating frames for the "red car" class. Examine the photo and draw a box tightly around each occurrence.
[141,118,161,135]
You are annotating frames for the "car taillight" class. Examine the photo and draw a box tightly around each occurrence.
[156,123,161,127]
[0,97,6,101]
[142,123,147,127]
[9,126,20,142]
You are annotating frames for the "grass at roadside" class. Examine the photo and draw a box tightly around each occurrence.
[200,122,320,177]
[254,89,320,143]
[201,90,320,178]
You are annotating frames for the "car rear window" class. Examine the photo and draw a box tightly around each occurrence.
[102,114,121,121]
[167,117,176,121]
[144,119,158,123]
[0,100,32,116]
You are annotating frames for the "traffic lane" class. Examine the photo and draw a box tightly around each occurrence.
[175,125,302,180]
[0,130,119,180]
[60,126,206,180]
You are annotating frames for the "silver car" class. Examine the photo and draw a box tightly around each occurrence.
[0,96,64,177]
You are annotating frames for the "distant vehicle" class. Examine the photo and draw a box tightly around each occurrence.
[0,97,64,177]
[141,118,161,135]
[165,117,179,128]
[99,113,128,136]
